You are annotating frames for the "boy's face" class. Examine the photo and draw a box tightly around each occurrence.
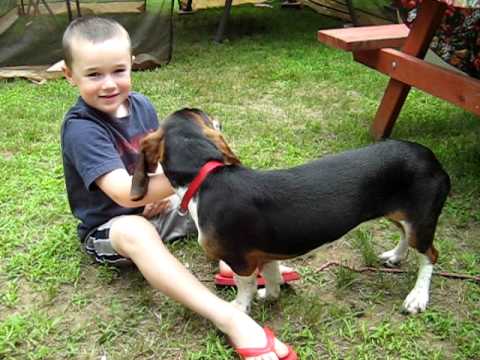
[63,36,132,118]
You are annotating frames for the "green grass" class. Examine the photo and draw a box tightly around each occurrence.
[1,2,479,359]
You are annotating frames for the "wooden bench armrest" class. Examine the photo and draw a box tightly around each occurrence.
[318,24,410,52]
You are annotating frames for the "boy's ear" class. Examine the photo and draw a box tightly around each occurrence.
[62,64,75,86]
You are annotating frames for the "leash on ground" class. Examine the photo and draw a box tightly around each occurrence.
[315,261,480,283]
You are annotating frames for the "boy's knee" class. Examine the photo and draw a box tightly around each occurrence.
[110,215,160,256]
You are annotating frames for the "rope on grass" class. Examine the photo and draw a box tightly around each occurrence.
[315,261,480,283]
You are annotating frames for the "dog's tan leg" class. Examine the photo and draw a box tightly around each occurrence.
[379,220,410,267]
[257,261,282,301]
[403,253,433,314]
[232,273,257,313]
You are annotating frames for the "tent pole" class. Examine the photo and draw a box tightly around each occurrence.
[214,0,233,43]
[65,0,73,22]
[75,0,81,17]
[345,0,358,26]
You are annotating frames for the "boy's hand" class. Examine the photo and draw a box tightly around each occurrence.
[143,198,172,218]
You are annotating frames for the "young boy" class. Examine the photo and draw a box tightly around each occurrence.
[60,16,296,360]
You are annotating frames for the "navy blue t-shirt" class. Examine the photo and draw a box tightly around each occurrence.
[61,92,159,241]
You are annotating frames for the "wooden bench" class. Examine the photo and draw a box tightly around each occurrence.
[318,0,480,140]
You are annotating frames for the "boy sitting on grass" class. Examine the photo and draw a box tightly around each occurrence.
[60,15,296,360]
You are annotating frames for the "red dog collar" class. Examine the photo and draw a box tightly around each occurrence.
[178,160,225,215]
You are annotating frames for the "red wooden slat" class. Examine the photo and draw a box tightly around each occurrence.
[317,24,409,52]
[355,48,480,116]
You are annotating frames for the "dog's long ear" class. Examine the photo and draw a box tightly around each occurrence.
[130,129,165,201]
[130,150,150,201]
[203,128,241,165]
[141,129,166,170]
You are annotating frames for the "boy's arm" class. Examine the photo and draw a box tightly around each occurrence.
[96,168,174,208]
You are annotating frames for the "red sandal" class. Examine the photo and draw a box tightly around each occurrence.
[235,326,298,360]
[215,271,301,287]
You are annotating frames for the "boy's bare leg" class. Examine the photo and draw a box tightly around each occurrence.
[110,215,289,360]
[219,260,295,280]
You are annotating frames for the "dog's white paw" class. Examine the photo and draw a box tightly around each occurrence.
[402,288,429,314]
[257,288,267,300]
[231,299,251,313]
[256,288,280,302]
[379,249,405,267]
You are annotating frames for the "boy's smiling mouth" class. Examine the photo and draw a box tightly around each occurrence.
[100,93,119,99]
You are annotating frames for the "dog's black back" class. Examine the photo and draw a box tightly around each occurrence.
[196,140,450,256]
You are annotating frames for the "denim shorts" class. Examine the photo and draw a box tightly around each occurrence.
[84,195,196,266]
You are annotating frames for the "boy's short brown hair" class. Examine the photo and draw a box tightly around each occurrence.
[62,16,131,68]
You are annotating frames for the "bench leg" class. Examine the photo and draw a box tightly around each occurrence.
[369,0,447,140]
[371,79,411,139]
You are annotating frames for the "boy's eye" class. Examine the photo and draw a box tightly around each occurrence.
[87,72,100,78]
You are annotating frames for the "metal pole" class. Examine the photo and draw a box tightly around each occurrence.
[65,0,73,22]
[214,0,233,43]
